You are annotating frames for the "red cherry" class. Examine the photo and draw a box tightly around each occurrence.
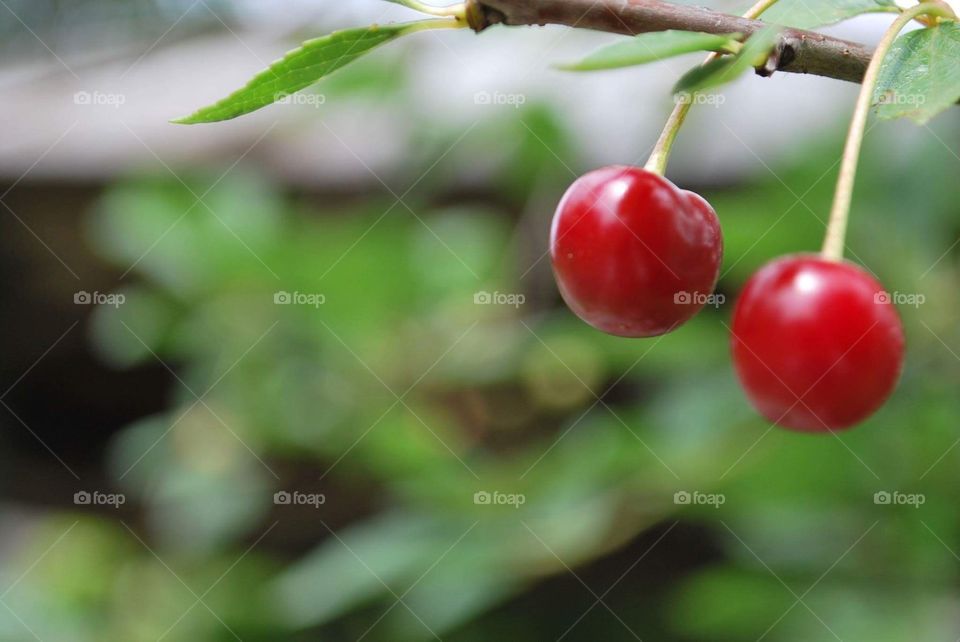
[730,255,905,431]
[550,166,722,337]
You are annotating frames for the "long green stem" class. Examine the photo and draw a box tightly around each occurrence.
[821,2,955,260]
[644,0,782,175]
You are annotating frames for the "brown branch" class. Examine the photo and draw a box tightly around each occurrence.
[465,0,874,84]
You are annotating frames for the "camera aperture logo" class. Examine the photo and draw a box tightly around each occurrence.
[874,291,925,308]
[74,291,125,308]
[674,291,724,308]
[74,490,125,508]
[474,291,525,308]
[674,490,725,508]
[873,490,924,508]
[474,490,525,508]
[274,490,326,508]
[274,291,326,308]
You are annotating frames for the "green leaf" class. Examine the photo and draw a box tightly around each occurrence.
[174,22,422,124]
[762,0,898,29]
[673,26,780,95]
[557,30,741,71]
[873,21,960,124]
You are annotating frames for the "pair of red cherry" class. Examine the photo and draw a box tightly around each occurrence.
[550,166,904,431]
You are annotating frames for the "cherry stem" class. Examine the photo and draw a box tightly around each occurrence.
[404,17,470,32]
[393,0,467,21]
[821,1,956,261]
[643,0,782,176]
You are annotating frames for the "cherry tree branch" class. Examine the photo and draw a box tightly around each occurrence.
[465,0,875,84]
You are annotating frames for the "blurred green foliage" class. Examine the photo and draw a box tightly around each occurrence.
[2,93,960,641]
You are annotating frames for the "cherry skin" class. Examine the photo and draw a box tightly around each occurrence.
[550,166,722,337]
[730,255,905,431]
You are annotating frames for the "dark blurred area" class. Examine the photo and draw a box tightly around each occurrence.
[3,1,960,640]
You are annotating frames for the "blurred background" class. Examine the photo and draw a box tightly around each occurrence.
[2,0,960,639]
